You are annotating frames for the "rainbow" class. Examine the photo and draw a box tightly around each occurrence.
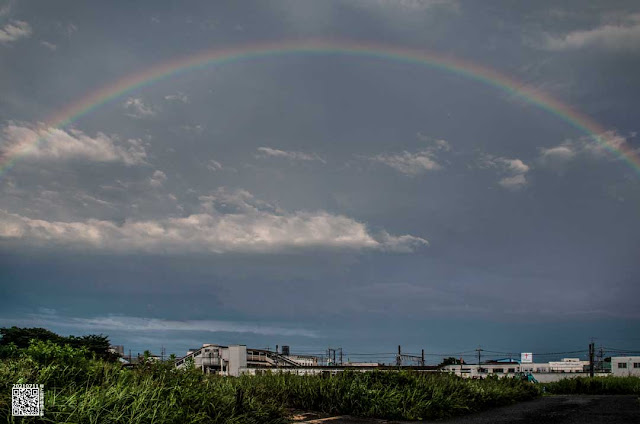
[2,39,639,177]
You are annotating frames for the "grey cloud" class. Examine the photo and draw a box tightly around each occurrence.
[0,2,11,17]
[4,314,319,338]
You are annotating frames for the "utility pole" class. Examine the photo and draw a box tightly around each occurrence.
[396,345,402,367]
[327,348,337,366]
[421,349,425,367]
[589,341,595,377]
[476,347,483,373]
[597,347,604,372]
[339,348,343,366]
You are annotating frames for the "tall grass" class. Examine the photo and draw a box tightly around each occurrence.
[544,376,640,395]
[0,342,541,423]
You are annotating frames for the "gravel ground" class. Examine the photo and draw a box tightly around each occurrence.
[292,395,640,424]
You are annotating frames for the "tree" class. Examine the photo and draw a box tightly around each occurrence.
[0,327,63,348]
[68,334,115,361]
[0,327,117,361]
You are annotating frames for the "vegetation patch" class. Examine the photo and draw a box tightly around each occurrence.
[0,327,542,423]
[544,377,640,395]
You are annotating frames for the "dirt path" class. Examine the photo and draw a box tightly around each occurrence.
[292,395,640,424]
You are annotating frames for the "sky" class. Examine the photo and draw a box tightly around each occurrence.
[1,0,639,364]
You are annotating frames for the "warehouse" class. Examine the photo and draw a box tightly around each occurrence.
[611,356,640,377]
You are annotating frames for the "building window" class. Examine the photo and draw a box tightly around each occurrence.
[634,363,640,368]
[508,368,515,373]
[618,363,627,369]
[494,368,504,373]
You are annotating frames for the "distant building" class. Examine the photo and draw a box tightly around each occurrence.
[442,357,590,380]
[611,356,640,377]
[286,355,319,366]
[344,362,381,368]
[175,344,379,376]
[176,344,247,376]
[108,345,124,357]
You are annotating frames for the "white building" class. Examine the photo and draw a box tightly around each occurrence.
[175,344,247,376]
[175,344,321,376]
[286,355,319,366]
[611,356,640,377]
[443,358,590,380]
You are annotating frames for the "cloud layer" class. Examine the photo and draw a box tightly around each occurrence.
[3,314,319,338]
[0,189,427,253]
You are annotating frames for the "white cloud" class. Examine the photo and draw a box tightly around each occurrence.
[498,174,527,190]
[4,314,319,338]
[0,189,427,254]
[368,135,451,175]
[582,131,629,157]
[65,23,78,36]
[0,20,31,44]
[540,145,575,160]
[207,159,223,172]
[124,97,156,118]
[257,147,325,163]
[416,132,451,151]
[376,0,457,10]
[538,131,635,168]
[164,92,189,103]
[40,41,57,50]
[501,158,530,174]
[481,154,530,190]
[360,0,459,13]
[544,18,640,51]
[149,170,167,187]
[1,123,147,165]
[369,150,441,175]
[539,145,576,167]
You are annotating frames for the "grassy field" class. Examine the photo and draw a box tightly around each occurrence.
[0,341,544,423]
[3,342,639,423]
[543,376,640,395]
